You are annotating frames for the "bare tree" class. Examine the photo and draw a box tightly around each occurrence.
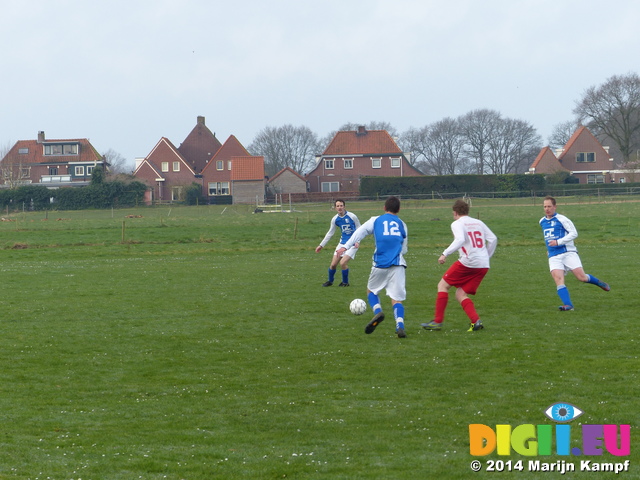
[459,109,501,174]
[102,148,132,175]
[486,118,541,174]
[419,118,467,175]
[547,120,580,150]
[574,72,640,164]
[249,125,320,177]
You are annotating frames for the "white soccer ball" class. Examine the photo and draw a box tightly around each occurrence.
[350,298,367,315]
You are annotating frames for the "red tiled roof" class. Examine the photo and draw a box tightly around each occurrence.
[323,129,402,156]
[201,135,251,174]
[270,166,306,182]
[3,138,102,164]
[231,156,264,181]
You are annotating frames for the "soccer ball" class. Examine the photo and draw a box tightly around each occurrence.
[350,298,367,315]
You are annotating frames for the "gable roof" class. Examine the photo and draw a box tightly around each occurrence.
[177,116,222,173]
[135,137,195,177]
[529,146,569,173]
[270,166,306,182]
[202,135,251,173]
[230,156,265,181]
[323,127,402,156]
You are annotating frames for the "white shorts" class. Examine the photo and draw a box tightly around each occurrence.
[548,251,583,273]
[336,243,358,260]
[367,265,406,301]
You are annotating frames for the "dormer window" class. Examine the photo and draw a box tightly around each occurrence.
[44,143,78,156]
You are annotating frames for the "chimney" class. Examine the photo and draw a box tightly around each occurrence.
[197,116,205,125]
[37,131,45,143]
[356,125,367,136]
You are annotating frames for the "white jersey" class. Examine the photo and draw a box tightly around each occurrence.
[442,215,497,269]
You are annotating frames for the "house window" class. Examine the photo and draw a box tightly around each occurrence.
[208,182,230,195]
[173,162,180,172]
[18,148,29,154]
[49,167,58,175]
[587,174,605,184]
[75,166,85,176]
[171,186,183,201]
[390,157,401,168]
[87,166,94,175]
[324,159,334,169]
[344,158,354,169]
[161,162,169,172]
[372,158,382,168]
[44,144,63,155]
[576,152,595,163]
[228,161,232,170]
[216,160,224,170]
[321,182,339,192]
[63,144,78,155]
[21,167,30,178]
[44,144,78,155]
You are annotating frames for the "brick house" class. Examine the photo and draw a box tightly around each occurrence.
[306,126,422,193]
[133,137,196,202]
[134,116,265,204]
[200,135,265,204]
[528,126,626,183]
[1,131,106,188]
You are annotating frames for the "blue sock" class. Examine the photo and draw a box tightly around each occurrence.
[368,292,382,314]
[328,268,336,283]
[557,285,572,306]
[393,303,405,327]
[586,274,602,286]
[342,269,349,284]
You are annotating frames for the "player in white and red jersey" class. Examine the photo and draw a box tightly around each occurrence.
[422,199,497,332]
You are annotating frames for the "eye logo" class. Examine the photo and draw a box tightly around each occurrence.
[544,403,583,422]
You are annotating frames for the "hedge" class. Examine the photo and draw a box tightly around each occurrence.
[0,181,148,211]
[360,174,547,197]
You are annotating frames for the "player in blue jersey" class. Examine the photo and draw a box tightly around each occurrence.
[315,199,361,287]
[540,196,610,311]
[337,196,408,338]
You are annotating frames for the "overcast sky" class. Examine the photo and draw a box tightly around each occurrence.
[2,0,639,169]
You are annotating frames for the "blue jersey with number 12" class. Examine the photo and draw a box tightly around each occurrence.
[345,213,407,268]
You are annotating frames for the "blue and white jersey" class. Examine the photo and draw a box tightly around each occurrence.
[539,213,578,257]
[344,213,408,268]
[319,211,361,247]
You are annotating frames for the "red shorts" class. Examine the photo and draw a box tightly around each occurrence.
[442,261,488,295]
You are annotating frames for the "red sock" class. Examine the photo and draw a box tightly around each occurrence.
[434,292,448,323]
[461,298,479,322]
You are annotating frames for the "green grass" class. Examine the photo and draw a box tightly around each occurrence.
[0,199,637,479]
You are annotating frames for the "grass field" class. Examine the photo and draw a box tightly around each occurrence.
[0,198,637,479]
